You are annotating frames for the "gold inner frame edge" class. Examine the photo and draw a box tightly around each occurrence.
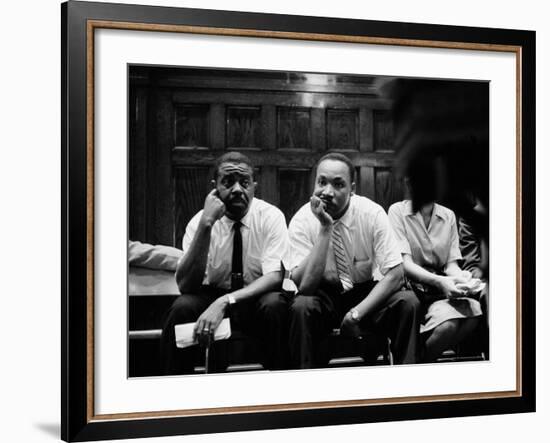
[85,19,523,422]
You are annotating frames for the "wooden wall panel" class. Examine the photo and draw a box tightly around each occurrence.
[257,166,275,206]
[173,90,389,109]
[174,104,210,148]
[357,166,375,200]
[226,106,261,149]
[174,167,210,249]
[171,150,394,169]
[277,107,311,150]
[373,110,394,152]
[261,105,276,150]
[141,67,380,95]
[129,67,405,249]
[278,169,312,224]
[359,107,374,152]
[311,108,326,152]
[129,86,148,242]
[374,167,403,211]
[327,109,359,151]
[153,90,176,246]
[210,103,225,150]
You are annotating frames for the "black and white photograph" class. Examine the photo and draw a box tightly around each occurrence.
[128,65,490,377]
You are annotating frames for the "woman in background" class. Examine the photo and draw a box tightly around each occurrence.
[388,198,484,362]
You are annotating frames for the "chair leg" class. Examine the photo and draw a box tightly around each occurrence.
[204,344,210,374]
[387,337,394,365]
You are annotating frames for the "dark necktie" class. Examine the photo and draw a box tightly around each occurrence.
[231,221,243,290]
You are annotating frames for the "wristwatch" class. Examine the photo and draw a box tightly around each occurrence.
[226,294,236,306]
[349,308,360,322]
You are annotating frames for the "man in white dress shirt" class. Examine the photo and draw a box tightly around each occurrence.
[160,152,290,374]
[288,152,421,369]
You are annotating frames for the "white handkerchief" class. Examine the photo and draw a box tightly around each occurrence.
[456,278,486,295]
[282,277,298,294]
[174,318,232,349]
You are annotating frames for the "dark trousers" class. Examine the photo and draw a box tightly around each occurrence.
[288,281,421,369]
[160,287,290,374]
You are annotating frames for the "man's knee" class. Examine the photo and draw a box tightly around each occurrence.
[164,294,201,325]
[256,291,288,318]
[290,295,321,320]
[393,290,421,314]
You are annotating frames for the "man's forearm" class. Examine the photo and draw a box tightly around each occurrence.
[194,271,283,338]
[219,271,282,307]
[354,265,404,318]
[175,221,213,293]
[292,225,332,294]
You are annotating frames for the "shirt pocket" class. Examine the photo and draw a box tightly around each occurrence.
[207,255,229,287]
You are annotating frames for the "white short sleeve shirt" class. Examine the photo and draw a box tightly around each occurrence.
[388,200,462,273]
[289,194,403,283]
[181,198,289,289]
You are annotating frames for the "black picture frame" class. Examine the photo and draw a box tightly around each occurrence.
[61,1,536,441]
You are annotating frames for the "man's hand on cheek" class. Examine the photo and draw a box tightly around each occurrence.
[310,196,333,226]
[201,189,226,225]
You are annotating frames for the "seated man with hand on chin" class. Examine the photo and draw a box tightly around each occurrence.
[160,152,290,374]
[288,152,421,369]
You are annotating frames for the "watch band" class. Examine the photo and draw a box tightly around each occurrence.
[349,308,360,322]
[226,294,236,306]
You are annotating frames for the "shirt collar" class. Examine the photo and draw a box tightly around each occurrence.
[432,203,446,220]
[404,200,415,216]
[404,200,445,220]
[335,195,355,229]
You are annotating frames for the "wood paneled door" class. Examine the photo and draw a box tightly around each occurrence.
[129,66,403,248]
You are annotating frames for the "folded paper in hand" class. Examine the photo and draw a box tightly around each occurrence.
[175,318,232,348]
[456,278,486,295]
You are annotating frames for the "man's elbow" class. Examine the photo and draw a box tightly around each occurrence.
[387,264,405,290]
[289,267,313,295]
[175,259,199,293]
[176,274,198,294]
[263,270,284,290]
[176,278,190,294]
